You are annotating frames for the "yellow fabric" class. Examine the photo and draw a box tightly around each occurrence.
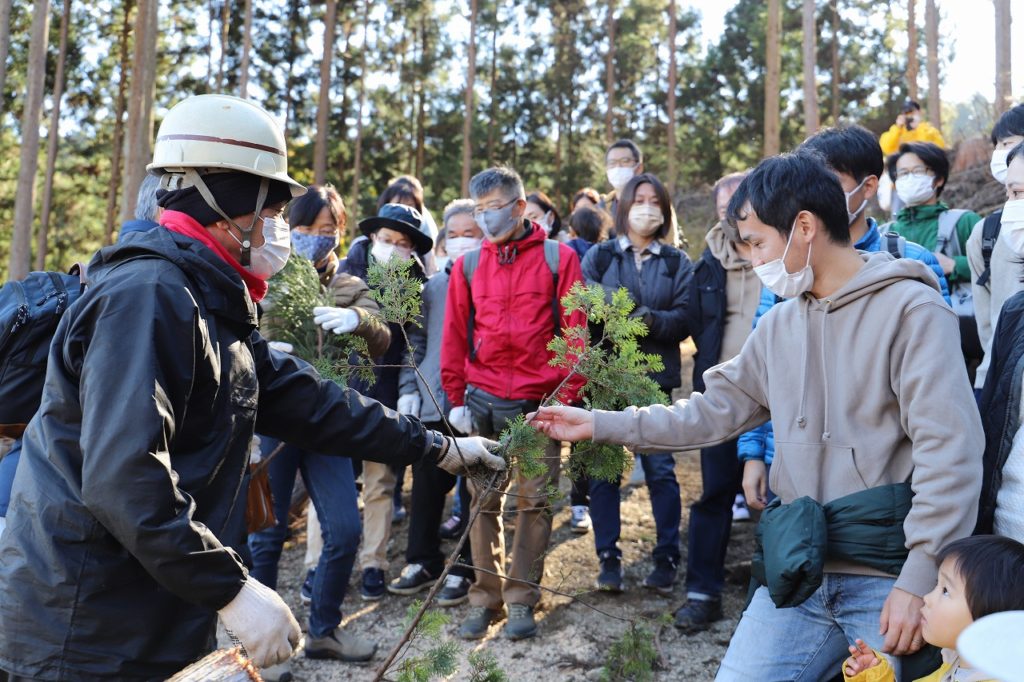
[880,121,946,155]
[842,651,951,682]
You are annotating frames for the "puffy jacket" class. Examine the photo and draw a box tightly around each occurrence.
[976,290,1024,534]
[442,223,586,406]
[888,203,981,285]
[879,120,946,156]
[581,238,693,391]
[0,225,442,680]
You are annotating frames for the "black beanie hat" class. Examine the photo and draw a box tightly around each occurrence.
[156,172,294,227]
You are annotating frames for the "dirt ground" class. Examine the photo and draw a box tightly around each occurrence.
[258,344,759,681]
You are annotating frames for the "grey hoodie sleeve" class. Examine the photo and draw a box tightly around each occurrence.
[890,301,984,597]
[592,330,771,452]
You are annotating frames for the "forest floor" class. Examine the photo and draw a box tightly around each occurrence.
[253,344,760,682]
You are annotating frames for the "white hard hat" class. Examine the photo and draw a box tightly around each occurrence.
[957,611,1024,682]
[148,94,304,197]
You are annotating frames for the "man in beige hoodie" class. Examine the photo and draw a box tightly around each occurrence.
[531,152,983,681]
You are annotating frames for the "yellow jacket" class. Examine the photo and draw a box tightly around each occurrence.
[880,121,946,155]
[843,648,993,682]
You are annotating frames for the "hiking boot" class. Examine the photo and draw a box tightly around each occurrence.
[437,574,471,606]
[505,603,537,640]
[643,557,679,594]
[569,505,592,534]
[732,494,751,522]
[596,552,624,593]
[439,514,463,540]
[458,606,505,640]
[360,567,386,601]
[305,626,377,662]
[260,660,293,682]
[673,598,723,633]
[300,568,315,605]
[387,563,435,595]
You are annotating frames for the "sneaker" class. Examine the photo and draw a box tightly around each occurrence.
[392,503,408,524]
[642,557,678,594]
[260,660,293,682]
[732,493,751,522]
[505,603,537,640]
[626,456,645,487]
[300,568,315,605]
[437,574,471,606]
[569,505,592,534]
[360,567,386,601]
[596,552,624,593]
[673,597,723,633]
[458,606,506,640]
[305,626,377,662]
[439,514,463,540]
[387,563,435,595]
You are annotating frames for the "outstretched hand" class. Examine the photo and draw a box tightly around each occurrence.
[526,405,595,442]
[844,639,880,678]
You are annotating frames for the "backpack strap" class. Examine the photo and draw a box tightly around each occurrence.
[590,240,617,281]
[976,211,1002,288]
[882,231,906,259]
[543,239,561,339]
[936,209,968,259]
[462,248,482,361]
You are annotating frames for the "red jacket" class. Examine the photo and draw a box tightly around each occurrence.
[442,224,587,406]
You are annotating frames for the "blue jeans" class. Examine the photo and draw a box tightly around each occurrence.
[248,437,361,638]
[717,574,899,681]
[686,439,743,599]
[0,440,22,518]
[589,452,681,562]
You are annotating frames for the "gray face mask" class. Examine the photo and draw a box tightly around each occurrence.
[474,199,520,241]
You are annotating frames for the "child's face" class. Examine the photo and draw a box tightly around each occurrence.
[921,557,975,650]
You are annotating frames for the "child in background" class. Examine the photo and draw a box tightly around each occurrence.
[566,205,612,262]
[843,535,1024,682]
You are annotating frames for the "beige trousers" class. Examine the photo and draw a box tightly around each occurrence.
[357,461,396,570]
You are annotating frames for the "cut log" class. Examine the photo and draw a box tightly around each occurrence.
[167,648,263,682]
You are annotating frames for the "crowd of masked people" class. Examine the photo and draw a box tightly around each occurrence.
[1,92,1024,682]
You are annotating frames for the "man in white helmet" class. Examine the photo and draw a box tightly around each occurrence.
[0,94,504,681]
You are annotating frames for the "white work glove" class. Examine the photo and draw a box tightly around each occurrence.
[397,393,422,418]
[312,306,360,335]
[247,434,263,465]
[447,406,475,435]
[217,577,301,669]
[437,436,505,475]
[267,340,294,354]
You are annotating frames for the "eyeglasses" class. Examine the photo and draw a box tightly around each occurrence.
[895,167,934,179]
[473,198,517,216]
[605,158,638,169]
[293,224,338,237]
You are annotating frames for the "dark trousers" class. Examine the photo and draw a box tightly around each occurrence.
[685,438,743,599]
[406,421,473,578]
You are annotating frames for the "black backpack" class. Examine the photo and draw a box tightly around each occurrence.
[975,210,1002,288]
[0,265,87,438]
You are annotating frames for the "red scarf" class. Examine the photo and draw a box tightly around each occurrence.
[160,210,268,302]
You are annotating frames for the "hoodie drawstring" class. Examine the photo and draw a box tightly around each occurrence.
[820,301,831,441]
[797,304,810,429]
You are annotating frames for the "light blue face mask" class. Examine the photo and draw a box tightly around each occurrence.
[474,199,520,241]
[291,231,339,263]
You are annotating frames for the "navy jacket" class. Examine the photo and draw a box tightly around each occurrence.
[685,246,727,394]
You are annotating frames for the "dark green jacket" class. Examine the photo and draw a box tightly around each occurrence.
[751,482,913,608]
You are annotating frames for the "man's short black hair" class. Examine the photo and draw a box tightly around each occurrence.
[937,535,1024,621]
[886,142,949,197]
[991,104,1024,144]
[798,125,884,183]
[902,99,921,113]
[606,139,642,164]
[1007,140,1024,166]
[726,152,850,245]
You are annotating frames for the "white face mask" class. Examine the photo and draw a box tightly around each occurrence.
[1000,198,1024,255]
[894,174,936,207]
[845,177,869,225]
[991,149,1010,184]
[371,239,413,263]
[628,204,663,237]
[229,215,291,280]
[753,220,814,299]
[607,166,635,193]
[445,236,482,262]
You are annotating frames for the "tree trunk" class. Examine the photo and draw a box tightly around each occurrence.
[36,0,74,271]
[907,0,918,101]
[120,0,159,224]
[207,1,215,90]
[10,0,51,280]
[802,0,819,135]
[764,0,781,157]
[604,0,616,144]
[335,17,352,182]
[666,0,677,196]
[216,0,229,92]
[831,0,840,123]
[283,0,301,138]
[925,0,939,128]
[486,9,498,165]
[415,14,427,179]
[349,0,369,222]
[0,0,13,113]
[238,0,253,98]
[104,0,134,246]
[461,0,478,195]
[994,0,1012,115]
[314,0,338,185]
